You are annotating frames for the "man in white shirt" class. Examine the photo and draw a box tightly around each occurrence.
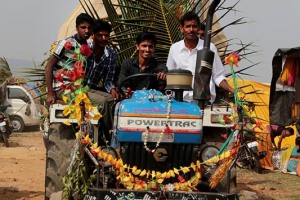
[166,11,233,103]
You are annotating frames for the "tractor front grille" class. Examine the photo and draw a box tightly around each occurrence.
[120,142,200,172]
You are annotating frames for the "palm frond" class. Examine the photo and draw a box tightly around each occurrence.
[0,57,13,84]
[22,0,260,100]
[86,0,258,76]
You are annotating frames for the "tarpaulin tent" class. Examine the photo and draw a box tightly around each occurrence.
[228,79,271,169]
[228,79,296,169]
[57,0,120,40]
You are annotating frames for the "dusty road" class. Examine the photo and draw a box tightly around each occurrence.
[0,128,45,200]
[0,130,300,200]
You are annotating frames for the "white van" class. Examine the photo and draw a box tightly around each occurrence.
[0,82,41,132]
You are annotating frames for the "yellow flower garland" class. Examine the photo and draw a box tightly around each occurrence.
[77,133,236,191]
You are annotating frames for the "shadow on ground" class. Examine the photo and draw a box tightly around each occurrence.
[0,187,44,200]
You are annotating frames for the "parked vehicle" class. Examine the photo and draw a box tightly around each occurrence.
[0,107,13,147]
[0,81,41,132]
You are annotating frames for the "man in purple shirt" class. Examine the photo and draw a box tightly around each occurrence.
[267,124,294,150]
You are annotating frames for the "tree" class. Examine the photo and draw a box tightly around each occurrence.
[0,57,12,84]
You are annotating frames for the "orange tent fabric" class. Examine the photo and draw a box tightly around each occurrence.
[228,79,296,169]
[228,79,272,169]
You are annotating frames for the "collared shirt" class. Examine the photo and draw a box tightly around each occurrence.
[52,34,83,91]
[166,39,226,103]
[118,56,168,91]
[84,43,117,93]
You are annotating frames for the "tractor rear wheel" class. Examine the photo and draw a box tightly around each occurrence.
[44,123,76,199]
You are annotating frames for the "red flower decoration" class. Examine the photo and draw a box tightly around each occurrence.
[80,44,92,57]
[64,41,72,51]
[136,179,145,185]
[221,133,228,139]
[59,85,66,90]
[231,147,238,156]
[178,175,186,183]
[74,60,84,69]
[165,124,171,135]
[255,121,263,130]
[54,69,66,82]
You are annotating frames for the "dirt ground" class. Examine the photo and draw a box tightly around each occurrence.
[0,130,300,200]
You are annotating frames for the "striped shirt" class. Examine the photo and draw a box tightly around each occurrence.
[84,43,117,93]
[52,34,83,91]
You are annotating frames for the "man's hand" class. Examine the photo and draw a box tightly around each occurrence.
[46,92,56,106]
[110,88,120,102]
[156,72,167,81]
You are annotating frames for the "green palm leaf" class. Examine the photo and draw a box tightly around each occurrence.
[21,0,259,99]
[0,57,12,84]
[82,0,257,74]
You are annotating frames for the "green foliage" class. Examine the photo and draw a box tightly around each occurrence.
[63,142,96,199]
[0,57,12,84]
[20,60,48,103]
[80,0,257,71]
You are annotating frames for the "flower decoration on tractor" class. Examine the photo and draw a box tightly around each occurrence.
[62,50,263,196]
[54,42,101,125]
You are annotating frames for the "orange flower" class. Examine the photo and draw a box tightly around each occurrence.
[225,52,240,67]
[81,134,92,144]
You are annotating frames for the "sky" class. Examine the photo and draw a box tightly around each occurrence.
[1,0,300,84]
[0,1,78,63]
[220,0,300,83]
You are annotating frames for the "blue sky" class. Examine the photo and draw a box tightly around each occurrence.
[1,0,300,84]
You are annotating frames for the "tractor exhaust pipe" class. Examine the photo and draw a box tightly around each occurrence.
[193,0,221,104]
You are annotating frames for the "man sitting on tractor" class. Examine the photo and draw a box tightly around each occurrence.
[45,13,94,106]
[84,19,121,144]
[118,32,168,95]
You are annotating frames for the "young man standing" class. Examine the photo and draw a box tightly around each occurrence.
[118,32,167,92]
[45,13,94,106]
[166,11,233,103]
[198,22,206,40]
[84,19,120,142]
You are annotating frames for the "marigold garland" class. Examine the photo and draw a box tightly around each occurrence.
[77,133,236,191]
[64,51,261,193]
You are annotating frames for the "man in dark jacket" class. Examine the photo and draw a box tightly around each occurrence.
[118,32,168,93]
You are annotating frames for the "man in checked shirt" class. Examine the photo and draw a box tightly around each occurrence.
[84,19,120,144]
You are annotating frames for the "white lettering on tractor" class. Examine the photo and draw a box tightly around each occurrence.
[118,117,202,131]
[127,119,197,127]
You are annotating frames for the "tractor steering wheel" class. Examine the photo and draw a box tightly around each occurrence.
[118,73,157,95]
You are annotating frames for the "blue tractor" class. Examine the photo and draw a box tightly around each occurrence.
[44,0,238,199]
